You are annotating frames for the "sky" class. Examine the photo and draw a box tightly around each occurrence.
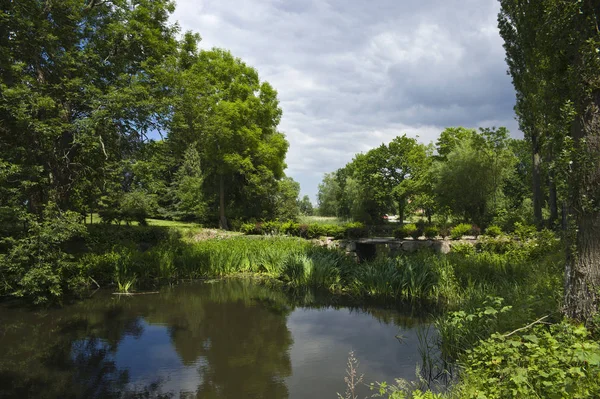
[170,0,519,202]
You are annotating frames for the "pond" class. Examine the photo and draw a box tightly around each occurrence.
[0,279,435,399]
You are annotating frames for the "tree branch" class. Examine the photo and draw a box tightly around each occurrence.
[503,315,550,338]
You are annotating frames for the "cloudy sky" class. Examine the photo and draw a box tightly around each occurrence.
[170,0,519,202]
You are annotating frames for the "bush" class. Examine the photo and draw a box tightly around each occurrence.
[424,226,439,239]
[455,321,600,398]
[394,224,417,239]
[485,225,502,238]
[0,203,87,304]
[514,222,537,241]
[344,222,368,239]
[450,223,472,240]
[120,190,155,226]
[439,226,450,239]
[239,220,366,240]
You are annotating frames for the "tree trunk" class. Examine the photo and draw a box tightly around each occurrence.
[548,173,558,227]
[564,109,600,322]
[531,132,544,229]
[219,174,228,230]
[398,198,405,225]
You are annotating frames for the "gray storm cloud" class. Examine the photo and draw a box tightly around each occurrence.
[171,0,518,201]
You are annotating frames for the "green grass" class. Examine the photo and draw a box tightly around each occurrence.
[298,215,350,226]
[85,213,202,229]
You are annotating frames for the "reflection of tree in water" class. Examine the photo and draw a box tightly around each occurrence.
[147,279,294,398]
[0,279,295,399]
[0,278,426,399]
[0,303,171,399]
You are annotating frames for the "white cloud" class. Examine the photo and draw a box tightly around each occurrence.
[170,0,518,201]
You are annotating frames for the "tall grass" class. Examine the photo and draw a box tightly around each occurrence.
[81,229,564,325]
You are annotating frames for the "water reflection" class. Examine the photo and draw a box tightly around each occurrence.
[0,279,431,399]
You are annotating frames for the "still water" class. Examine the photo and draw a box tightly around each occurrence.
[0,279,432,399]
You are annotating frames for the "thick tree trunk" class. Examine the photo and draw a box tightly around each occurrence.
[219,174,228,230]
[531,132,544,229]
[564,108,600,322]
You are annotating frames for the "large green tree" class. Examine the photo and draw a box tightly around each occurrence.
[433,128,516,226]
[0,0,179,216]
[169,48,288,228]
[499,0,600,321]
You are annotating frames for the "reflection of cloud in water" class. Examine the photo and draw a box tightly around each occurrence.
[114,321,205,396]
[285,308,425,398]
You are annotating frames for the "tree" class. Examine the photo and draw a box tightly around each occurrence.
[317,172,341,216]
[271,177,300,221]
[499,0,600,321]
[298,195,314,216]
[433,128,516,226]
[0,0,179,216]
[168,49,288,229]
[171,146,206,222]
[435,127,477,160]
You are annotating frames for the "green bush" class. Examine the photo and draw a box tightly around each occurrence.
[484,225,502,237]
[239,220,366,240]
[344,222,368,239]
[0,203,87,304]
[514,222,537,241]
[394,224,417,239]
[450,223,471,240]
[455,321,600,398]
[424,226,439,239]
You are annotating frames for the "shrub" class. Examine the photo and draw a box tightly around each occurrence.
[394,224,417,239]
[409,227,422,240]
[455,321,600,398]
[439,226,450,239]
[476,235,517,254]
[424,226,439,239]
[240,223,255,234]
[0,203,87,304]
[343,222,368,239]
[450,223,471,240]
[485,225,502,238]
[120,190,155,226]
[514,222,537,241]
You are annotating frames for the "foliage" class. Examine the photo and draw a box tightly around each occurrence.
[484,225,502,238]
[240,220,367,239]
[394,224,418,239]
[433,128,516,226]
[170,146,206,222]
[449,224,471,240]
[455,322,600,398]
[423,227,439,240]
[298,195,314,216]
[435,297,513,361]
[0,203,87,304]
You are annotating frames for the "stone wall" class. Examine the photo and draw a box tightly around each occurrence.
[330,238,478,261]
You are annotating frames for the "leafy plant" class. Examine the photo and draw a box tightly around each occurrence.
[450,223,471,240]
[455,322,600,398]
[484,225,502,238]
[423,226,439,240]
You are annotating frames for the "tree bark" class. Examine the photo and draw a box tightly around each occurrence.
[531,132,544,229]
[398,198,405,225]
[219,174,228,230]
[564,109,600,322]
